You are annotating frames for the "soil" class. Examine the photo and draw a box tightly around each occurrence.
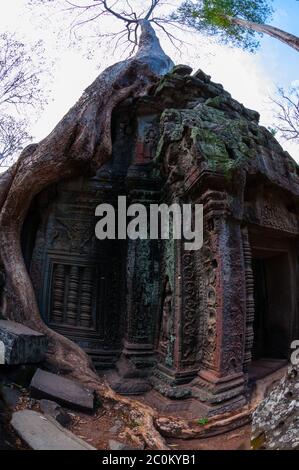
[0,383,252,450]
[2,365,286,451]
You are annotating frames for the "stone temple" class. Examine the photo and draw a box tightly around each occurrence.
[21,65,299,418]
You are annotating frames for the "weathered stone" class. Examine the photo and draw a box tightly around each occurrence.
[30,369,94,412]
[252,365,299,450]
[109,420,122,434]
[171,64,193,76]
[0,364,37,387]
[22,62,299,427]
[109,439,144,451]
[40,399,72,427]
[11,410,95,450]
[0,386,21,409]
[0,320,47,365]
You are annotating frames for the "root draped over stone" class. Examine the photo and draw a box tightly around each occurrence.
[0,20,173,450]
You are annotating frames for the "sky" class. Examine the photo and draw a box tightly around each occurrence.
[0,0,299,167]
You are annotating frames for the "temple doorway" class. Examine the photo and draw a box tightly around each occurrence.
[248,229,297,378]
[252,252,291,360]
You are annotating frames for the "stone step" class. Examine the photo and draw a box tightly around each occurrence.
[0,320,47,365]
[30,369,95,412]
[11,410,96,450]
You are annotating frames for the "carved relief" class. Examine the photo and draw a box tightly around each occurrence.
[181,250,200,365]
[50,218,95,254]
[242,228,255,370]
[135,117,159,164]
[201,225,218,370]
[51,264,65,324]
[158,279,172,356]
[245,192,299,235]
[50,263,95,330]
[80,267,93,328]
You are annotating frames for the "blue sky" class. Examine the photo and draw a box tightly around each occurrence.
[0,0,299,165]
[259,0,299,86]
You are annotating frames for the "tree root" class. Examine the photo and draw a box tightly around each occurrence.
[0,20,174,450]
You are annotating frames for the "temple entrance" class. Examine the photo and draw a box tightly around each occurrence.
[249,228,297,379]
[252,252,291,360]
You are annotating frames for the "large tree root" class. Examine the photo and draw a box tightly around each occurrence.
[0,21,173,450]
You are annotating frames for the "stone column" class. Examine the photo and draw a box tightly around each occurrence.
[109,179,161,394]
[150,201,202,400]
[191,189,247,415]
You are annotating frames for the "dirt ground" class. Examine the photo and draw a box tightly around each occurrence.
[3,363,286,451]
[1,386,252,450]
[68,406,252,450]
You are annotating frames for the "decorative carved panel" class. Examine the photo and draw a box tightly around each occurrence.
[49,262,95,330]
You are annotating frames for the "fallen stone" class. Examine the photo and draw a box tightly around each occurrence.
[11,410,95,450]
[1,386,22,409]
[252,364,299,450]
[109,439,144,451]
[0,320,47,365]
[40,399,72,428]
[109,420,122,434]
[30,369,94,412]
[0,364,37,387]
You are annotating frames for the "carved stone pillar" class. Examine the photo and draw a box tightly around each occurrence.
[242,227,255,370]
[191,190,247,415]
[113,232,160,394]
[149,200,201,405]
[108,180,161,394]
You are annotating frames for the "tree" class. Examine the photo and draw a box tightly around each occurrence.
[0,2,174,449]
[0,116,31,166]
[173,0,299,53]
[271,86,299,142]
[0,33,47,167]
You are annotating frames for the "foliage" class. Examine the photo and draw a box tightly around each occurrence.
[27,1,181,56]
[0,116,32,166]
[271,86,299,143]
[197,417,209,425]
[172,0,274,51]
[0,33,48,166]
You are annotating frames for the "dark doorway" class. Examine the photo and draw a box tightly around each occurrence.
[252,252,292,360]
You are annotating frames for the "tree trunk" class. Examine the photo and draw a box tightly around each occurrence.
[0,20,173,449]
[228,16,299,52]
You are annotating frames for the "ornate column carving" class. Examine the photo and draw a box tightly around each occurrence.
[191,189,247,415]
[149,202,201,401]
[109,111,163,393]
[242,227,255,370]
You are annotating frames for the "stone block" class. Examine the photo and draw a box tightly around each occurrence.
[0,320,47,365]
[30,369,94,412]
[40,399,72,427]
[11,410,95,450]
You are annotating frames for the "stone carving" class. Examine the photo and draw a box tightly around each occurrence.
[80,267,93,328]
[51,264,65,324]
[201,227,218,370]
[66,266,79,325]
[260,203,298,234]
[136,122,159,164]
[50,264,95,329]
[158,279,172,356]
[181,250,199,364]
[144,126,158,161]
[22,66,299,419]
[50,218,95,254]
[242,228,255,369]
